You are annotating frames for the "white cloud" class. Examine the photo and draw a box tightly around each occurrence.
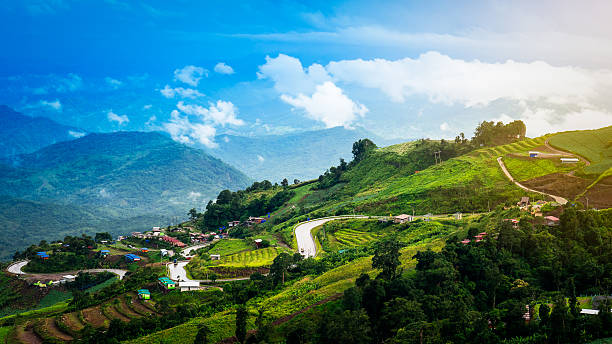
[174,65,207,87]
[143,104,152,110]
[160,85,204,99]
[257,155,265,162]
[258,54,331,95]
[214,62,235,75]
[326,51,610,107]
[440,122,450,131]
[187,191,202,201]
[280,81,368,128]
[54,73,82,92]
[105,77,122,88]
[40,99,62,111]
[99,188,112,199]
[495,106,612,137]
[68,130,85,138]
[176,100,245,127]
[258,54,365,127]
[107,110,129,125]
[163,110,217,148]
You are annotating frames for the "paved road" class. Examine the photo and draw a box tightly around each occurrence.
[497,157,568,205]
[166,261,251,283]
[6,260,128,280]
[181,240,217,258]
[544,138,590,166]
[294,216,368,258]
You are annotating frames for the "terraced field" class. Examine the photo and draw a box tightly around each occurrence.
[218,247,283,267]
[473,135,550,159]
[8,294,157,343]
[333,228,379,247]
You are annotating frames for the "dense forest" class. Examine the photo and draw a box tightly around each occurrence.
[274,207,612,344]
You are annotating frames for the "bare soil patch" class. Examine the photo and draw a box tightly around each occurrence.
[61,312,85,332]
[522,173,590,199]
[116,298,142,318]
[81,306,109,328]
[17,322,43,344]
[578,176,612,209]
[103,302,130,322]
[43,317,73,341]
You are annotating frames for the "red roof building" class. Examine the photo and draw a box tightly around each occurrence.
[160,235,186,247]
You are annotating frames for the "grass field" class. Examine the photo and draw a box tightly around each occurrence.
[36,290,72,309]
[0,326,11,341]
[503,156,579,181]
[217,247,283,267]
[548,126,612,175]
[205,239,252,256]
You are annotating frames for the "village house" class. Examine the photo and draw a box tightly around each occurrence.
[125,254,141,262]
[560,157,579,163]
[254,238,263,248]
[158,277,176,290]
[210,254,221,260]
[247,217,266,225]
[179,281,200,292]
[503,218,520,228]
[517,197,530,207]
[545,216,560,226]
[393,214,413,224]
[138,289,151,300]
[160,235,186,248]
[228,220,241,227]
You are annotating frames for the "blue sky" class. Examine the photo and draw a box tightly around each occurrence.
[1,0,611,147]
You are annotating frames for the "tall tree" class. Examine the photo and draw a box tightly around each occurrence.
[236,305,248,344]
[372,237,402,280]
[352,138,377,163]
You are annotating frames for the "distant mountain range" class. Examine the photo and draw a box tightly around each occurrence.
[0,105,86,158]
[0,129,250,259]
[0,105,407,259]
[206,126,397,182]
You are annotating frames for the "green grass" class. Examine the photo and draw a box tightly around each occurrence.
[548,126,612,175]
[0,326,10,341]
[218,247,283,267]
[36,290,72,309]
[206,239,252,256]
[503,156,579,181]
[84,277,118,294]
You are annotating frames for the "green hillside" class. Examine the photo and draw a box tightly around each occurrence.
[0,131,250,215]
[0,106,85,158]
[548,125,612,175]
[0,131,251,259]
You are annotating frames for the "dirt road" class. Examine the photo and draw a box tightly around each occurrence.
[497,157,568,204]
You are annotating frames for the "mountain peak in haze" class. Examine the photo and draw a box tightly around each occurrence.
[0,105,86,158]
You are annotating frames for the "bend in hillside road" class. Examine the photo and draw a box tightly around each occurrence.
[181,239,218,258]
[544,138,591,166]
[497,157,568,205]
[295,215,369,258]
[166,261,251,283]
[6,260,128,280]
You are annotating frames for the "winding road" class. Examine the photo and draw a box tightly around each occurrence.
[497,157,568,205]
[294,216,369,258]
[6,260,128,280]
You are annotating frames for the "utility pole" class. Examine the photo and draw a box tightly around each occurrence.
[434,151,442,164]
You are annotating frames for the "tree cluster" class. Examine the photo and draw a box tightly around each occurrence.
[279,207,612,343]
[472,120,526,147]
[195,186,294,230]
